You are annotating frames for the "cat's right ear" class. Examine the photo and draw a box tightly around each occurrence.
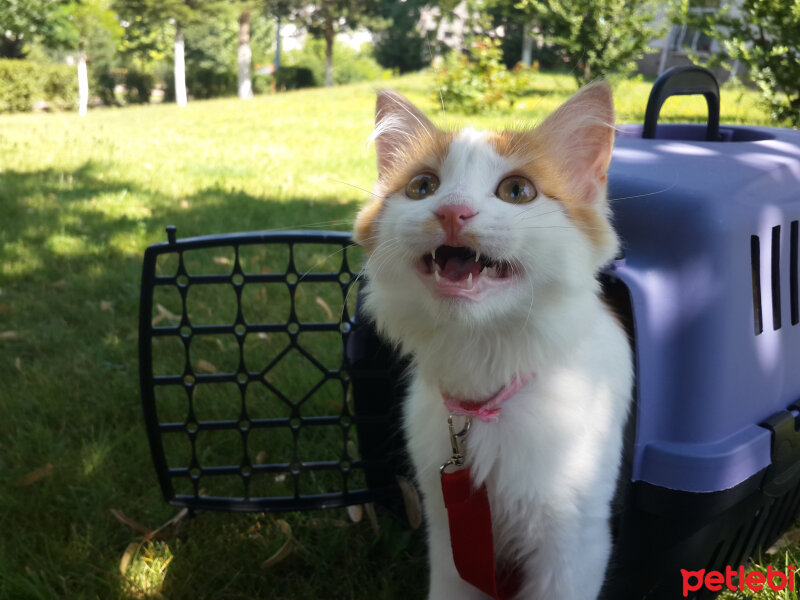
[371,90,437,177]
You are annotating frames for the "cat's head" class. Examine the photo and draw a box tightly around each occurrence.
[354,84,618,341]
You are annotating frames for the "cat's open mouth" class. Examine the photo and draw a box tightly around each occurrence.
[416,245,515,298]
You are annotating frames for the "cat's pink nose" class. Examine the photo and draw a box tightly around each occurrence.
[435,204,476,243]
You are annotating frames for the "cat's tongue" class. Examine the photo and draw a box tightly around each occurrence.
[441,256,481,281]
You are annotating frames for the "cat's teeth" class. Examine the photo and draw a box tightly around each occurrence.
[475,250,481,263]
[467,272,473,288]
[431,248,436,261]
[434,269,441,282]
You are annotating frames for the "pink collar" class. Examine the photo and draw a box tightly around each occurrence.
[442,373,534,423]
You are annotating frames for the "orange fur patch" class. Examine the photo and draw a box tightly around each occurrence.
[355,128,454,254]
[377,129,454,198]
[353,199,385,252]
[492,129,613,249]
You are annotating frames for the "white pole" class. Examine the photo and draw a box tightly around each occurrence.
[174,25,188,107]
[77,52,89,116]
[521,21,533,66]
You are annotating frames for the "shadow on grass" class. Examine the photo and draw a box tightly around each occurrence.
[0,163,418,600]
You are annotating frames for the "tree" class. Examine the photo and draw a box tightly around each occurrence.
[295,0,379,87]
[685,0,800,127]
[65,0,122,115]
[114,0,218,106]
[485,0,540,67]
[0,0,76,58]
[516,0,664,85]
[237,7,253,98]
[372,0,427,73]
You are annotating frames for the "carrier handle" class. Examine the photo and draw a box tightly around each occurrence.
[642,65,721,141]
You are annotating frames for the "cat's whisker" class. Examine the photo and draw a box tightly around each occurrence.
[295,244,358,285]
[425,30,446,118]
[609,181,677,202]
[515,205,568,220]
[520,265,536,331]
[328,178,381,200]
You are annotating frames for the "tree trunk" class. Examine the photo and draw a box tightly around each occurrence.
[521,21,534,66]
[1,35,25,59]
[174,24,188,107]
[238,9,253,99]
[77,51,89,116]
[324,10,334,87]
[274,14,282,72]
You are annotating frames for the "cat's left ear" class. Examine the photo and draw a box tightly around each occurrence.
[371,90,438,177]
[537,81,615,203]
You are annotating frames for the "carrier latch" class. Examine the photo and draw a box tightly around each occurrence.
[761,407,800,497]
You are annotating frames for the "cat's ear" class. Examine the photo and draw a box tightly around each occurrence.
[371,90,437,176]
[536,81,615,203]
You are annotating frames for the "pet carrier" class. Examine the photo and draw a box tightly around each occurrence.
[139,66,800,598]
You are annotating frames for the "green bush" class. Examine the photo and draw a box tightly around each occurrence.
[42,64,79,110]
[274,66,314,90]
[687,0,800,127]
[283,39,388,87]
[96,69,122,106]
[0,59,77,113]
[124,69,154,104]
[437,37,535,114]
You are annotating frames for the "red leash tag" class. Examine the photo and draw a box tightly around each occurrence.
[441,467,522,600]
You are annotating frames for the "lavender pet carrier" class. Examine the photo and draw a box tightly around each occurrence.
[139,66,800,599]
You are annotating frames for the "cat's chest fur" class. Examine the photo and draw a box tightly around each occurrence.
[399,296,631,596]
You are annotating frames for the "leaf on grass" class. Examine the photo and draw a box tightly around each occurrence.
[0,304,11,313]
[143,507,189,542]
[315,296,334,321]
[100,300,113,312]
[13,463,53,487]
[110,509,157,536]
[15,357,22,372]
[346,440,360,460]
[255,450,267,465]
[196,359,218,373]
[110,507,189,542]
[180,200,190,209]
[0,331,20,341]
[767,528,800,554]
[152,303,180,326]
[213,256,231,266]
[119,541,140,575]
[347,505,363,523]
[396,475,423,530]
[261,519,295,569]
[365,503,380,535]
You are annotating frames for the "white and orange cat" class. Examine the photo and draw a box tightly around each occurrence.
[354,84,633,600]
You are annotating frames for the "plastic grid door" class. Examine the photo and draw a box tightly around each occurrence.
[139,227,397,512]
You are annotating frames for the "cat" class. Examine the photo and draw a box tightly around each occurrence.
[353,83,633,600]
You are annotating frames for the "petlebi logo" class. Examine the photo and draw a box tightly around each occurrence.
[682,565,798,596]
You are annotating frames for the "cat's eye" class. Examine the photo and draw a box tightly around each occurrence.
[405,173,440,200]
[496,176,536,204]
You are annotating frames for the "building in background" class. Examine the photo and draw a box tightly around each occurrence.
[638,0,739,80]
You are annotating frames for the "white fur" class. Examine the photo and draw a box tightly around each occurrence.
[361,127,633,599]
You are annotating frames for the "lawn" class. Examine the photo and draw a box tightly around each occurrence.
[0,69,790,599]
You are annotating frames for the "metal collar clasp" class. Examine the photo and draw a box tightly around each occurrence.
[440,415,471,478]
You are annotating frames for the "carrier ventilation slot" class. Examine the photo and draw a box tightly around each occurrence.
[772,225,782,330]
[751,235,763,335]
[791,220,798,326]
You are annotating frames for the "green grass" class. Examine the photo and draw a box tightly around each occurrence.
[0,70,789,599]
